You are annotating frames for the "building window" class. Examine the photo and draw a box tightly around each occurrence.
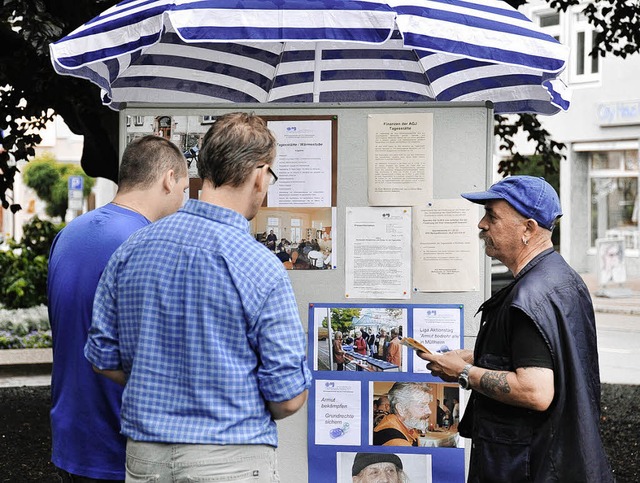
[539,12,560,29]
[589,150,640,248]
[538,11,560,39]
[571,12,600,84]
[266,217,279,239]
[291,218,302,243]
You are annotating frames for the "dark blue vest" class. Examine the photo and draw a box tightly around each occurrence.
[461,249,614,482]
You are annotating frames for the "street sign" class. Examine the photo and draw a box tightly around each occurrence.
[68,175,84,211]
[68,176,83,191]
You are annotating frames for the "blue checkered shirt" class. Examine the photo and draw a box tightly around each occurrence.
[85,199,312,446]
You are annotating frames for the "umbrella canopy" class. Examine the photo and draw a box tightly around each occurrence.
[50,0,570,114]
[352,314,379,327]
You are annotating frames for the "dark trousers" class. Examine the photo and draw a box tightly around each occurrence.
[56,468,124,483]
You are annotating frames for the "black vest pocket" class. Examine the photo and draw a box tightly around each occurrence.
[474,416,533,482]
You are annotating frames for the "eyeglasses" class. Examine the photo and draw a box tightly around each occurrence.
[256,165,278,185]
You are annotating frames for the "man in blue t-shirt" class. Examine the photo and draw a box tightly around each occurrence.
[48,135,188,482]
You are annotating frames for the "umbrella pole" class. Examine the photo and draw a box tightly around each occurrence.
[314,43,322,102]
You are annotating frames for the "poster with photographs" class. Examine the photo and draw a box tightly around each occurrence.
[308,303,466,483]
[596,238,626,286]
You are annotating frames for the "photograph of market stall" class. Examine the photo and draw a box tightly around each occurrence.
[314,306,406,372]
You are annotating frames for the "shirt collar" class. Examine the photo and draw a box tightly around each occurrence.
[180,198,250,233]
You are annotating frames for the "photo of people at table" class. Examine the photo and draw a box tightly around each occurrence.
[314,306,407,372]
[250,207,334,270]
[371,381,462,448]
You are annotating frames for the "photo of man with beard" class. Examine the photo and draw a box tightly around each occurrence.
[373,382,432,446]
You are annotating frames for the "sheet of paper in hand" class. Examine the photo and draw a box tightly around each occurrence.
[399,337,432,355]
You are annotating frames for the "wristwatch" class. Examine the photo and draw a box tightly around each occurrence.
[458,364,473,390]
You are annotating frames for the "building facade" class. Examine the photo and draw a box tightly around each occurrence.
[519,1,640,280]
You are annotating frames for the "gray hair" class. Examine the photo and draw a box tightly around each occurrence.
[388,382,432,414]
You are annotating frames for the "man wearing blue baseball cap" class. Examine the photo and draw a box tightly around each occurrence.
[418,176,613,482]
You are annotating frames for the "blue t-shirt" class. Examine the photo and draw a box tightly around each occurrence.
[85,199,312,445]
[48,204,150,479]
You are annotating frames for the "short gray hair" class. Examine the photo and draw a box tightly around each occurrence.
[388,382,432,415]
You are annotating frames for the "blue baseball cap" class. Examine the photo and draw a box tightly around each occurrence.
[461,176,562,230]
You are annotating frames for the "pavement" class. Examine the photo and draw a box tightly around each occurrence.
[582,272,640,316]
[0,272,639,388]
[0,348,52,388]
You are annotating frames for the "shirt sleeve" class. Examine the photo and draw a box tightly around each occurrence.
[252,273,312,403]
[84,255,122,371]
[510,308,554,370]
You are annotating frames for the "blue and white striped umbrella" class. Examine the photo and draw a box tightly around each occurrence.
[50,0,570,114]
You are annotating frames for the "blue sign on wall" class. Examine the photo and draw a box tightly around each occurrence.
[68,176,83,191]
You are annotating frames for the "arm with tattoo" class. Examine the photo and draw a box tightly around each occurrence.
[469,366,553,411]
[480,371,511,395]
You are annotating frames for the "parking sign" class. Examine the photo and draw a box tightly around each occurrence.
[68,176,83,191]
[68,176,84,211]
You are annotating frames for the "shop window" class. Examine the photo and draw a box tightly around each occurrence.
[590,150,640,248]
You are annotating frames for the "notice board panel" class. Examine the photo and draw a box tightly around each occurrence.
[121,102,493,483]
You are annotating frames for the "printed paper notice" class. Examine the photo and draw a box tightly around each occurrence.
[412,307,462,374]
[345,207,411,299]
[368,113,433,206]
[413,199,479,292]
[315,380,361,446]
[267,120,333,207]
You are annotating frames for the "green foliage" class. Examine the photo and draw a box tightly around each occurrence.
[20,215,62,256]
[21,154,60,200]
[0,0,120,214]
[495,114,566,178]
[328,308,362,335]
[0,304,51,348]
[0,330,52,349]
[22,154,95,219]
[0,217,63,309]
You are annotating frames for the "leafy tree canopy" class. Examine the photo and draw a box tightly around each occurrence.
[323,308,362,336]
[1,0,639,211]
[22,152,95,219]
[0,0,119,213]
